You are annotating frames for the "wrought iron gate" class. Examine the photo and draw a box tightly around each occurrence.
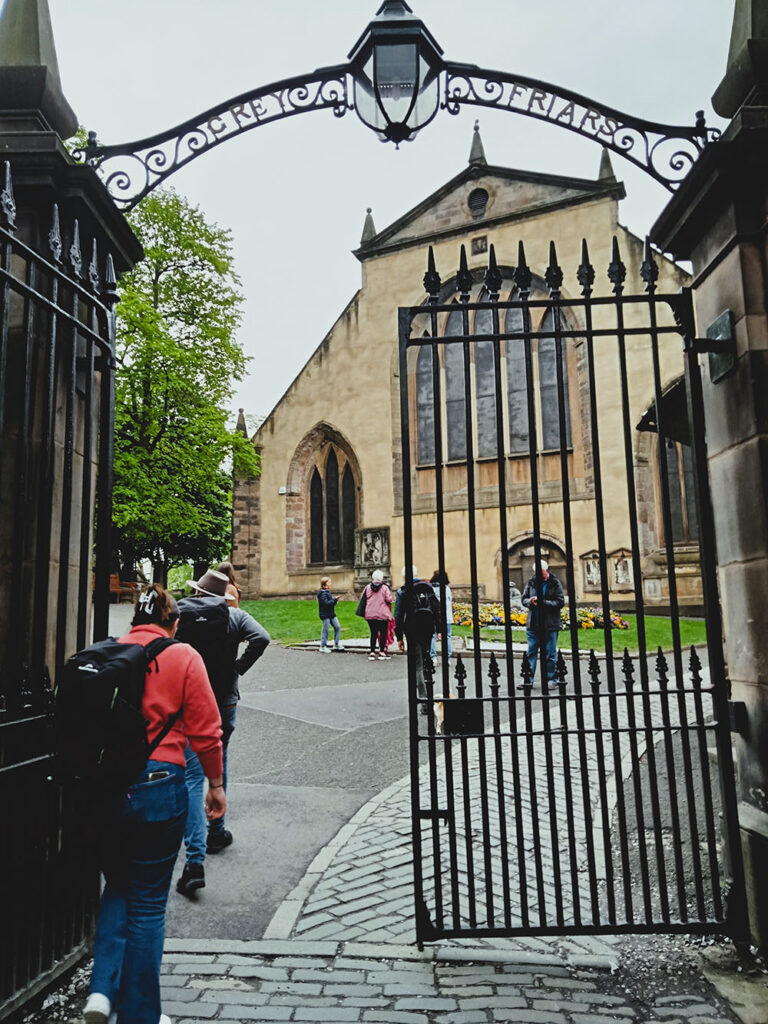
[399,239,746,943]
[0,164,117,1018]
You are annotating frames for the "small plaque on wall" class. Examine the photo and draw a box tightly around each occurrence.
[471,236,488,255]
[706,310,735,384]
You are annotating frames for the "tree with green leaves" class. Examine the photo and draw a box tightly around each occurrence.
[113,188,259,584]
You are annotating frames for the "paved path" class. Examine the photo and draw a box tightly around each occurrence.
[159,937,756,1024]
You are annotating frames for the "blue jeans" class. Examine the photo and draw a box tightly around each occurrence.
[184,702,237,860]
[430,622,453,660]
[320,616,341,648]
[526,629,558,683]
[90,760,187,1024]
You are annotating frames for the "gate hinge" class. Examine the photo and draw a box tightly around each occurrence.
[728,701,748,735]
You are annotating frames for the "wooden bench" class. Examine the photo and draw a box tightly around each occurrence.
[109,574,141,603]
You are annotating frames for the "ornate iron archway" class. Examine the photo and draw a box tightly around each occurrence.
[75,1,720,209]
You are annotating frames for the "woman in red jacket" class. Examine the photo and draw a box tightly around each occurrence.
[84,584,224,1024]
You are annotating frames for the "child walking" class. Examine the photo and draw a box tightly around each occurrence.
[317,576,344,653]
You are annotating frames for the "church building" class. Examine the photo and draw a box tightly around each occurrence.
[233,128,698,608]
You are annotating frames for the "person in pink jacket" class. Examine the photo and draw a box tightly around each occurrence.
[362,569,393,661]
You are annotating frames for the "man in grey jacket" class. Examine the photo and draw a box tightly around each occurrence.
[176,569,270,897]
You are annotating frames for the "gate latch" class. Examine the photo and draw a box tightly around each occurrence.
[728,700,748,735]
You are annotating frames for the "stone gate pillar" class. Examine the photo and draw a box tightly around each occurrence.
[651,0,768,952]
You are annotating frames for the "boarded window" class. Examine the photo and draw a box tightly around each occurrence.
[310,469,324,564]
[474,306,497,458]
[416,345,435,464]
[445,309,467,461]
[539,309,571,451]
[342,464,356,562]
[325,448,340,562]
[505,302,529,453]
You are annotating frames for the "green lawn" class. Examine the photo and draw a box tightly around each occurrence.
[242,598,706,653]
[241,599,369,645]
[455,615,707,653]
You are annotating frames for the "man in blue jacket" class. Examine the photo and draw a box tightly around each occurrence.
[521,560,565,688]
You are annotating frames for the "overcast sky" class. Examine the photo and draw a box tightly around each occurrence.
[43,0,734,424]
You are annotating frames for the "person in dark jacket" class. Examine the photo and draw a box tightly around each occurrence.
[394,566,438,705]
[521,560,565,687]
[176,569,270,897]
[317,575,344,653]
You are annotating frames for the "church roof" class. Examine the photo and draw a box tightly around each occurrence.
[355,138,625,262]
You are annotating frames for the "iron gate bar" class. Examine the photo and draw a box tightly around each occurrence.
[645,249,697,922]
[402,239,745,943]
[546,241,577,928]
[486,251,516,930]
[611,239,670,923]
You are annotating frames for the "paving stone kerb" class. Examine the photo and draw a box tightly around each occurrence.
[160,940,741,1024]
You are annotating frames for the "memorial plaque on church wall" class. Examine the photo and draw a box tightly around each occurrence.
[355,527,390,587]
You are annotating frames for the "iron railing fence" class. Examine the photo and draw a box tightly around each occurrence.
[0,163,116,1019]
[399,239,746,944]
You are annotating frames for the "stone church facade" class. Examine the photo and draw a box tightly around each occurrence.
[233,131,697,607]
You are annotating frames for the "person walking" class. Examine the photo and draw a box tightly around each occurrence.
[83,584,224,1024]
[521,560,565,687]
[362,569,393,660]
[429,569,453,662]
[317,575,344,653]
[394,566,440,710]
[175,569,270,897]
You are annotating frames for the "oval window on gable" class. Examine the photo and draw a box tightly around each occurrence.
[468,187,489,219]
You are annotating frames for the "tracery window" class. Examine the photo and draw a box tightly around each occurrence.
[308,444,357,565]
[415,284,574,464]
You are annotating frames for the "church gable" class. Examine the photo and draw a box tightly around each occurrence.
[359,164,624,260]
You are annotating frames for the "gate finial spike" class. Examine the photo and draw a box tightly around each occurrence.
[689,645,703,687]
[545,240,563,294]
[103,253,119,310]
[48,204,62,263]
[69,219,82,279]
[514,240,532,294]
[641,237,659,294]
[484,243,502,296]
[457,244,473,297]
[0,161,16,231]
[488,651,501,689]
[423,245,441,299]
[588,649,601,688]
[607,235,626,295]
[577,238,595,296]
[520,652,533,690]
[621,648,635,689]
[88,238,100,292]
[655,645,669,685]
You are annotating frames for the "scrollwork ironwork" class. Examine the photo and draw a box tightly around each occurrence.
[441,63,719,192]
[75,65,351,209]
[73,54,717,208]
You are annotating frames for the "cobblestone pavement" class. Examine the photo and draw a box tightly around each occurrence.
[265,671,720,943]
[158,937,749,1024]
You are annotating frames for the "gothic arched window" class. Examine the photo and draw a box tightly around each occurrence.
[445,309,466,461]
[416,345,435,464]
[308,444,357,565]
[474,304,498,458]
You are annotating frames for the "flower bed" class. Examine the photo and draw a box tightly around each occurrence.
[453,602,629,630]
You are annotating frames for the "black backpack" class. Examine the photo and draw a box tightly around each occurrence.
[176,596,232,702]
[54,636,180,796]
[407,580,441,641]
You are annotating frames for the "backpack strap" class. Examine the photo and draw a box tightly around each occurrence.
[142,636,184,758]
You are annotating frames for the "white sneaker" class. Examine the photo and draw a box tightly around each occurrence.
[368,653,376,660]
[83,993,111,1024]
[159,1015,172,1024]
[319,646,331,654]
[377,652,391,660]
[334,643,345,651]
